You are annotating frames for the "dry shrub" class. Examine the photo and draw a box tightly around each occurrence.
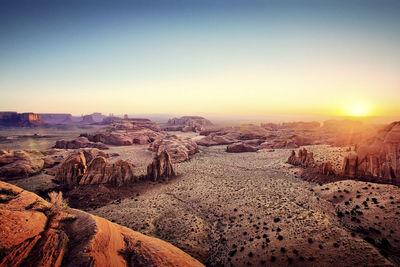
[48,191,69,213]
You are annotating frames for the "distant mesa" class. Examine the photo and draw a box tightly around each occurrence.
[80,115,95,124]
[39,113,106,125]
[0,112,45,127]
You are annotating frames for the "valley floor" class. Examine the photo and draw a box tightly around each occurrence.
[90,145,399,266]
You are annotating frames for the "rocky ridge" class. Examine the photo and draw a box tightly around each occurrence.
[0,181,204,267]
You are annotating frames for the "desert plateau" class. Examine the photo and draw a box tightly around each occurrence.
[1,0,400,266]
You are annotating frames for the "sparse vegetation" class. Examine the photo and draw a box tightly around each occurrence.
[48,191,69,213]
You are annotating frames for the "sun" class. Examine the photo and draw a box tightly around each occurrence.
[346,103,371,117]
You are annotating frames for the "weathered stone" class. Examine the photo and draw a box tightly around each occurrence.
[147,151,175,182]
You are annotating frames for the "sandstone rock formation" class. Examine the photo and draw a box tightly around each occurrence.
[226,142,259,153]
[54,137,109,150]
[55,149,176,187]
[55,149,136,187]
[0,181,204,267]
[84,128,164,146]
[54,152,87,187]
[147,151,175,182]
[0,150,45,179]
[287,148,316,168]
[164,116,213,132]
[341,121,400,185]
[196,133,237,146]
[149,135,198,163]
[80,157,137,186]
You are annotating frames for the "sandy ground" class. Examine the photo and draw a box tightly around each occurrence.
[90,145,397,266]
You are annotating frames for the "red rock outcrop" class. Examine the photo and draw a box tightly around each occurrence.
[55,150,136,187]
[341,121,400,185]
[147,151,175,182]
[196,133,237,146]
[226,143,259,153]
[149,135,198,163]
[54,152,87,187]
[0,150,45,179]
[287,148,316,168]
[79,157,137,186]
[0,181,204,267]
[54,137,109,149]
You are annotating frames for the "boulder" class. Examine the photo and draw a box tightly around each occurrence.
[0,150,45,179]
[149,135,198,163]
[196,133,236,146]
[226,143,259,153]
[147,151,175,182]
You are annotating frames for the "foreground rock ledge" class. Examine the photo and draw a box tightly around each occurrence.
[0,181,204,267]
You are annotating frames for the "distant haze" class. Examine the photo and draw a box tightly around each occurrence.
[1,0,399,117]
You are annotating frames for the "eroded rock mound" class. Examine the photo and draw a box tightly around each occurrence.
[84,128,164,146]
[80,157,137,186]
[341,121,400,185]
[55,150,136,187]
[147,151,175,182]
[149,135,198,163]
[0,150,45,179]
[164,116,213,132]
[0,181,204,267]
[54,152,87,187]
[226,142,259,153]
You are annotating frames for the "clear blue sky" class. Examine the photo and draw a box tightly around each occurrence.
[1,0,399,116]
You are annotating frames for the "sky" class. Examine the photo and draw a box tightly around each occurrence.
[0,0,399,118]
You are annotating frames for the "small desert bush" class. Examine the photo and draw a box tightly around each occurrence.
[48,191,69,213]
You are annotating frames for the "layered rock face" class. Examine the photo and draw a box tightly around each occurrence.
[342,121,400,185]
[164,116,213,132]
[147,151,175,182]
[80,157,137,186]
[149,135,198,163]
[55,149,175,187]
[0,112,45,127]
[54,137,109,150]
[0,181,204,267]
[287,148,316,168]
[0,150,45,179]
[55,150,136,187]
[54,152,87,187]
